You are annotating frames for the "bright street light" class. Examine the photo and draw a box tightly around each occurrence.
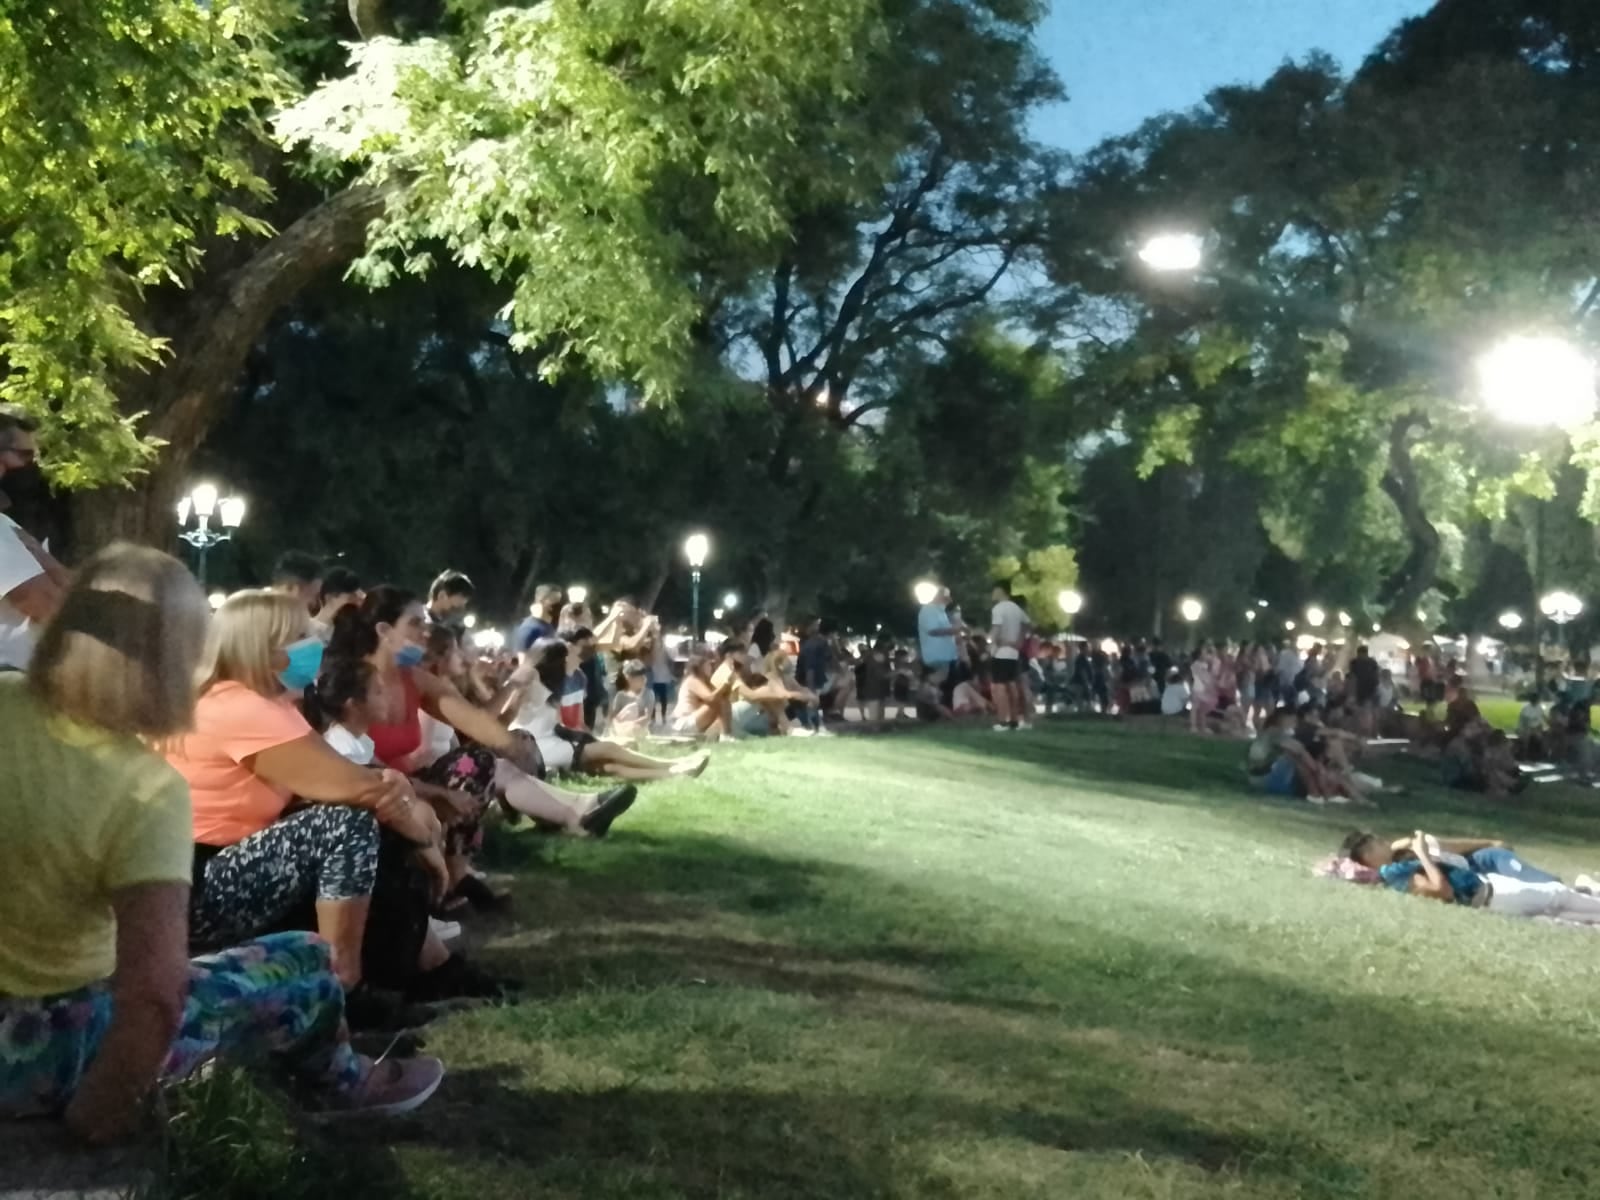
[1498,610,1524,631]
[472,628,506,653]
[713,607,725,621]
[1179,596,1203,624]
[567,585,588,606]
[1478,335,1598,430]
[683,533,710,569]
[1337,610,1352,628]
[1305,605,1326,629]
[177,481,245,588]
[722,591,739,610]
[1284,619,1296,631]
[207,591,226,611]
[1540,590,1584,625]
[913,580,940,606]
[1244,610,1256,622]
[463,613,478,630]
[1139,233,1203,273]
[1058,589,1084,617]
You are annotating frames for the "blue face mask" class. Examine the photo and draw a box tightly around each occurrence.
[395,642,425,669]
[278,637,325,691]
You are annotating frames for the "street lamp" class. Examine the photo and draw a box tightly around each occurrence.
[1540,591,1583,625]
[1337,611,1352,628]
[684,532,710,640]
[1479,335,1598,692]
[176,482,245,588]
[1058,589,1084,618]
[207,592,226,612]
[1305,605,1326,629]
[1178,596,1203,638]
[1139,233,1203,273]
[722,591,739,611]
[713,607,725,622]
[1245,610,1256,623]
[1284,619,1296,632]
[1498,610,1523,632]
[567,585,589,606]
[913,580,940,606]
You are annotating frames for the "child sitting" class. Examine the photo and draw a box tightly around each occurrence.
[608,659,654,741]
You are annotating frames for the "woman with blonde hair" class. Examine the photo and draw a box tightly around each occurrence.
[0,546,440,1140]
[164,588,490,1005]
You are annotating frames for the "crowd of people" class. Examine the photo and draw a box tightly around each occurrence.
[7,399,1600,1145]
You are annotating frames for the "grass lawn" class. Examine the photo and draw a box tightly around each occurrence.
[157,722,1600,1200]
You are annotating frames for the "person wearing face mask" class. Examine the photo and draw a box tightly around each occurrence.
[162,590,452,1015]
[331,586,546,918]
[0,404,69,669]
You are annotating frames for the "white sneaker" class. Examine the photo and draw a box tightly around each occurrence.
[788,727,815,738]
[322,1054,445,1119]
[1305,795,1328,806]
[992,723,1013,732]
[429,917,461,944]
[1575,873,1600,895]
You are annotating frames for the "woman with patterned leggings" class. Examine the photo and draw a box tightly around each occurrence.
[0,546,440,1141]
[164,590,501,1006]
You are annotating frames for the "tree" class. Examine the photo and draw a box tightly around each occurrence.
[1046,3,1600,634]
[3,0,883,550]
[695,0,1067,607]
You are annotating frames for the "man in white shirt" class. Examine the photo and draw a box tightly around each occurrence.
[989,581,1030,730]
[0,407,67,669]
[1276,641,1303,700]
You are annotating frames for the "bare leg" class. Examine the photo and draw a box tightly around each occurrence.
[496,760,584,829]
[584,740,709,781]
[993,681,1013,726]
[315,896,370,990]
[418,930,450,972]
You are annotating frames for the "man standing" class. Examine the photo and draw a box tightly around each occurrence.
[1349,643,1381,734]
[514,583,563,652]
[0,406,67,669]
[1276,638,1303,702]
[917,585,961,695]
[309,566,363,643]
[989,581,1031,731]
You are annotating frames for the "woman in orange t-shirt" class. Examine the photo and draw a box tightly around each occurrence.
[165,590,447,997]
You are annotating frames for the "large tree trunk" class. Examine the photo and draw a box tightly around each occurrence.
[66,185,393,558]
[1378,413,1441,636]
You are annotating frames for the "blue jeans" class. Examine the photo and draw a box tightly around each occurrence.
[1467,847,1560,884]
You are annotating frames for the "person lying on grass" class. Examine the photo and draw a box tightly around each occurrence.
[1245,706,1372,806]
[1337,830,1600,922]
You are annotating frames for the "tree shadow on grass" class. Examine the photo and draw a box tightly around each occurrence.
[384,1062,1362,1198]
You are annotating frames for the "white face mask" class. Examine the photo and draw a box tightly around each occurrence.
[327,724,375,765]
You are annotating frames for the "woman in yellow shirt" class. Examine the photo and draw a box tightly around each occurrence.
[0,545,440,1142]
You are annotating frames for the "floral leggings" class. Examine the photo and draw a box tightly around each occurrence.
[190,805,381,952]
[415,745,497,857]
[0,933,361,1118]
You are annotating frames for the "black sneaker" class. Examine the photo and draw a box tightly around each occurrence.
[346,984,435,1033]
[406,955,519,1004]
[448,873,510,912]
[579,785,638,838]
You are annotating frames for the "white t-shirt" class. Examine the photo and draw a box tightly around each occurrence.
[323,722,375,765]
[1276,648,1302,689]
[0,515,43,669]
[1160,681,1190,716]
[990,599,1026,661]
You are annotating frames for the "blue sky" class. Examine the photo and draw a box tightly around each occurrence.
[1033,0,1438,152]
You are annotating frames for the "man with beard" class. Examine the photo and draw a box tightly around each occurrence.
[0,406,68,669]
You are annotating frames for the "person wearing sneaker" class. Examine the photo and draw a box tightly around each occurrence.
[1340,830,1600,924]
[0,546,443,1141]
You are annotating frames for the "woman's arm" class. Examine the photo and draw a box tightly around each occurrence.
[64,884,190,1143]
[414,669,517,750]
[248,737,435,844]
[1407,832,1456,903]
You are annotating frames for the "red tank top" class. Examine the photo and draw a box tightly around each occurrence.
[369,668,422,768]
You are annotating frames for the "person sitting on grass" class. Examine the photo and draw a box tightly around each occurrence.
[1514,692,1549,761]
[309,566,363,644]
[0,546,443,1137]
[1440,717,1526,797]
[1245,706,1370,805]
[510,639,709,779]
[425,569,475,632]
[607,659,655,741]
[672,644,736,738]
[1336,830,1600,923]
[272,550,325,616]
[422,624,639,835]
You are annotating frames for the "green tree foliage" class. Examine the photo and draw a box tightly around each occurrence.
[0,1,286,484]
[1047,1,1600,631]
